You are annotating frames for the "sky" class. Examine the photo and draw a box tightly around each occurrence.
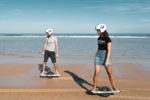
[0,0,150,33]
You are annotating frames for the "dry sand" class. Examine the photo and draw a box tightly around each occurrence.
[0,63,150,100]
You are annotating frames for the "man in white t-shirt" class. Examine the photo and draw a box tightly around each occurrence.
[41,28,60,76]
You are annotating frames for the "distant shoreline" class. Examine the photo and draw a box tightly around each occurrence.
[0,33,150,38]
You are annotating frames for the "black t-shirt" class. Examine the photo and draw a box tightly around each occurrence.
[98,36,112,50]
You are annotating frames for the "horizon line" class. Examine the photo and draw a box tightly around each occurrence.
[0,32,150,34]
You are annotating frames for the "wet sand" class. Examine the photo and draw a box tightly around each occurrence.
[0,63,150,100]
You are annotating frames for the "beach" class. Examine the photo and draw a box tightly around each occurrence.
[0,63,150,100]
[0,35,150,100]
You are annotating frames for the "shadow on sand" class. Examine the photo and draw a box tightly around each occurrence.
[64,70,97,95]
[38,64,54,78]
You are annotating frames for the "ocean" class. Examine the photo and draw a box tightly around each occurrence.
[0,33,150,68]
[0,33,150,38]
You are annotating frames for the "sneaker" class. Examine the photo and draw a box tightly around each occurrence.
[40,72,47,76]
[112,88,120,92]
[90,89,97,94]
[55,71,61,76]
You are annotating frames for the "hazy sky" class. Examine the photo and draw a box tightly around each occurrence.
[0,0,150,33]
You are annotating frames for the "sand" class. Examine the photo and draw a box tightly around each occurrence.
[0,63,150,100]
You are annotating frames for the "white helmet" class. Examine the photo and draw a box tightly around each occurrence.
[95,24,107,33]
[46,28,53,35]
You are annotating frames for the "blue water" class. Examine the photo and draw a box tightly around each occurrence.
[0,33,150,68]
[0,33,150,38]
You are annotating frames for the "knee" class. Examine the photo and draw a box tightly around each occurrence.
[43,62,46,66]
[53,63,56,66]
[95,70,100,76]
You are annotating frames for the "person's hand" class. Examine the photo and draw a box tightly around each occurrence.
[105,61,109,66]
[56,54,59,58]
[42,50,45,55]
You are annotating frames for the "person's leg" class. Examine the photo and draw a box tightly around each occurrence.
[105,65,117,90]
[53,63,60,74]
[41,50,49,74]
[42,62,47,73]
[92,64,101,90]
[50,51,60,75]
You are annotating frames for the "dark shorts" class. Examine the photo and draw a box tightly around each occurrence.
[44,50,56,63]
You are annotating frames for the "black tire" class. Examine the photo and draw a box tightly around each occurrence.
[98,86,112,97]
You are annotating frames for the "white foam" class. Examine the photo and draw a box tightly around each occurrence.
[57,36,98,38]
[0,35,149,39]
[110,36,149,38]
[0,36,45,38]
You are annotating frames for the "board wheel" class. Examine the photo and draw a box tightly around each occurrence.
[98,86,112,97]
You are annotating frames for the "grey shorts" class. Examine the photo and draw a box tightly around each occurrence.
[44,50,56,63]
[94,50,112,66]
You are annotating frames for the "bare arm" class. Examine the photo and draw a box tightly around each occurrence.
[43,40,48,50]
[55,39,59,57]
[105,42,112,66]
[42,39,48,54]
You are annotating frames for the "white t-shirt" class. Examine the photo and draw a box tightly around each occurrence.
[45,36,57,52]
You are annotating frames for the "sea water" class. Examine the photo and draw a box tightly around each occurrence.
[0,33,150,68]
